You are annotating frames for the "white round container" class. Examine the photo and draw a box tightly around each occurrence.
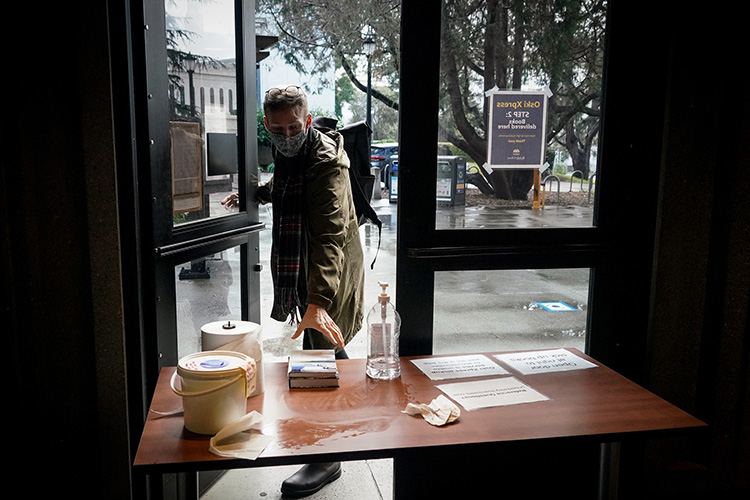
[201,320,264,397]
[201,320,261,350]
[170,351,256,435]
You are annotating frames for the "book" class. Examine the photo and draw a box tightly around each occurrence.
[288,349,338,377]
[288,376,340,389]
[288,349,340,388]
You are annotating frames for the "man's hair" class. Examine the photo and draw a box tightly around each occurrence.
[263,85,308,116]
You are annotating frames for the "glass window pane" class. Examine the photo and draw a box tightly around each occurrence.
[433,269,589,354]
[166,0,240,227]
[175,247,243,360]
[435,1,606,229]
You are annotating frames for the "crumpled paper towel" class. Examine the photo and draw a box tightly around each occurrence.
[403,394,460,426]
[209,411,274,460]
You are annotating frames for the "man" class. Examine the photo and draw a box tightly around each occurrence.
[223,84,365,497]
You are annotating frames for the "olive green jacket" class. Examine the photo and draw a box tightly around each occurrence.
[260,129,365,350]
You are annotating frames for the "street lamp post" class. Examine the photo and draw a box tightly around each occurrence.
[185,52,197,117]
[363,35,375,132]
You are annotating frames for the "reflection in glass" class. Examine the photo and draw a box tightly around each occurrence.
[433,269,589,354]
[166,0,239,226]
[435,1,607,229]
[175,246,242,360]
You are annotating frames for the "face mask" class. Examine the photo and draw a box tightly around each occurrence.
[270,128,307,157]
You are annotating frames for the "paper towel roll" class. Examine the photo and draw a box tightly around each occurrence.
[202,320,264,396]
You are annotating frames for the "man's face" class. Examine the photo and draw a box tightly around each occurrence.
[264,105,311,137]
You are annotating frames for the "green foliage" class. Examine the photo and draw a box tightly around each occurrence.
[258,0,401,127]
[257,108,271,147]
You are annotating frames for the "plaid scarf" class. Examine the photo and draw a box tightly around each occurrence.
[269,139,309,323]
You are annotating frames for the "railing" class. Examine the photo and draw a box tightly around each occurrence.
[542,174,561,205]
[569,170,586,192]
[542,171,596,206]
[588,174,596,204]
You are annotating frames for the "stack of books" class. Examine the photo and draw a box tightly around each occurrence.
[287,349,340,388]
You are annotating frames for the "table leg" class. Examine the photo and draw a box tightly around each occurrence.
[176,472,199,500]
[598,442,621,500]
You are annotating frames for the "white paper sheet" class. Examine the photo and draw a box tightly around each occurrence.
[437,377,549,411]
[209,411,273,460]
[494,348,597,375]
[411,354,510,380]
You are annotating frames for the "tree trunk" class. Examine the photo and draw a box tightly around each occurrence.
[489,169,534,200]
[481,0,533,200]
[565,120,600,180]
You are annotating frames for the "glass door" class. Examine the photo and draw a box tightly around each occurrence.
[430,0,605,356]
[140,1,261,495]
[396,0,658,375]
[143,0,262,369]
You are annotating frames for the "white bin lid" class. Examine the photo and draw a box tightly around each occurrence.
[177,350,253,378]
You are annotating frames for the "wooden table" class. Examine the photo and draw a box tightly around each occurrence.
[134,349,705,498]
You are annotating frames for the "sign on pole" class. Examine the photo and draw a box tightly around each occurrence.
[486,90,548,169]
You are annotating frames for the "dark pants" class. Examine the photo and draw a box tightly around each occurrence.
[302,330,349,359]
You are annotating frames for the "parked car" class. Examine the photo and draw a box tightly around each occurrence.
[372,142,494,195]
[370,142,398,190]
[371,143,453,189]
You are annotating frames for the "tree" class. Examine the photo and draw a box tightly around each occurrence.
[257,0,401,122]
[532,0,606,181]
[258,0,607,198]
[439,0,607,197]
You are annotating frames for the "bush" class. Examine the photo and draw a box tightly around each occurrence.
[257,108,271,148]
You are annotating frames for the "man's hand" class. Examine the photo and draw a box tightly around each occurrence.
[293,304,345,349]
[221,193,239,210]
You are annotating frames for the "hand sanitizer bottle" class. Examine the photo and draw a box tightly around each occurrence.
[366,281,401,380]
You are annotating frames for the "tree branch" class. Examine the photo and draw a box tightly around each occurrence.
[338,51,399,110]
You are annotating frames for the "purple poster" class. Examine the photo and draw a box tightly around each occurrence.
[487,91,548,168]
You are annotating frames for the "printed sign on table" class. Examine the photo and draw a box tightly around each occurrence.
[494,348,597,375]
[411,354,510,381]
[438,377,549,411]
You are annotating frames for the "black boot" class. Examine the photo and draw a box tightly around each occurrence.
[281,462,342,498]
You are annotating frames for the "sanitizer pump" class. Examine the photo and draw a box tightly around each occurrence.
[366,281,401,380]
